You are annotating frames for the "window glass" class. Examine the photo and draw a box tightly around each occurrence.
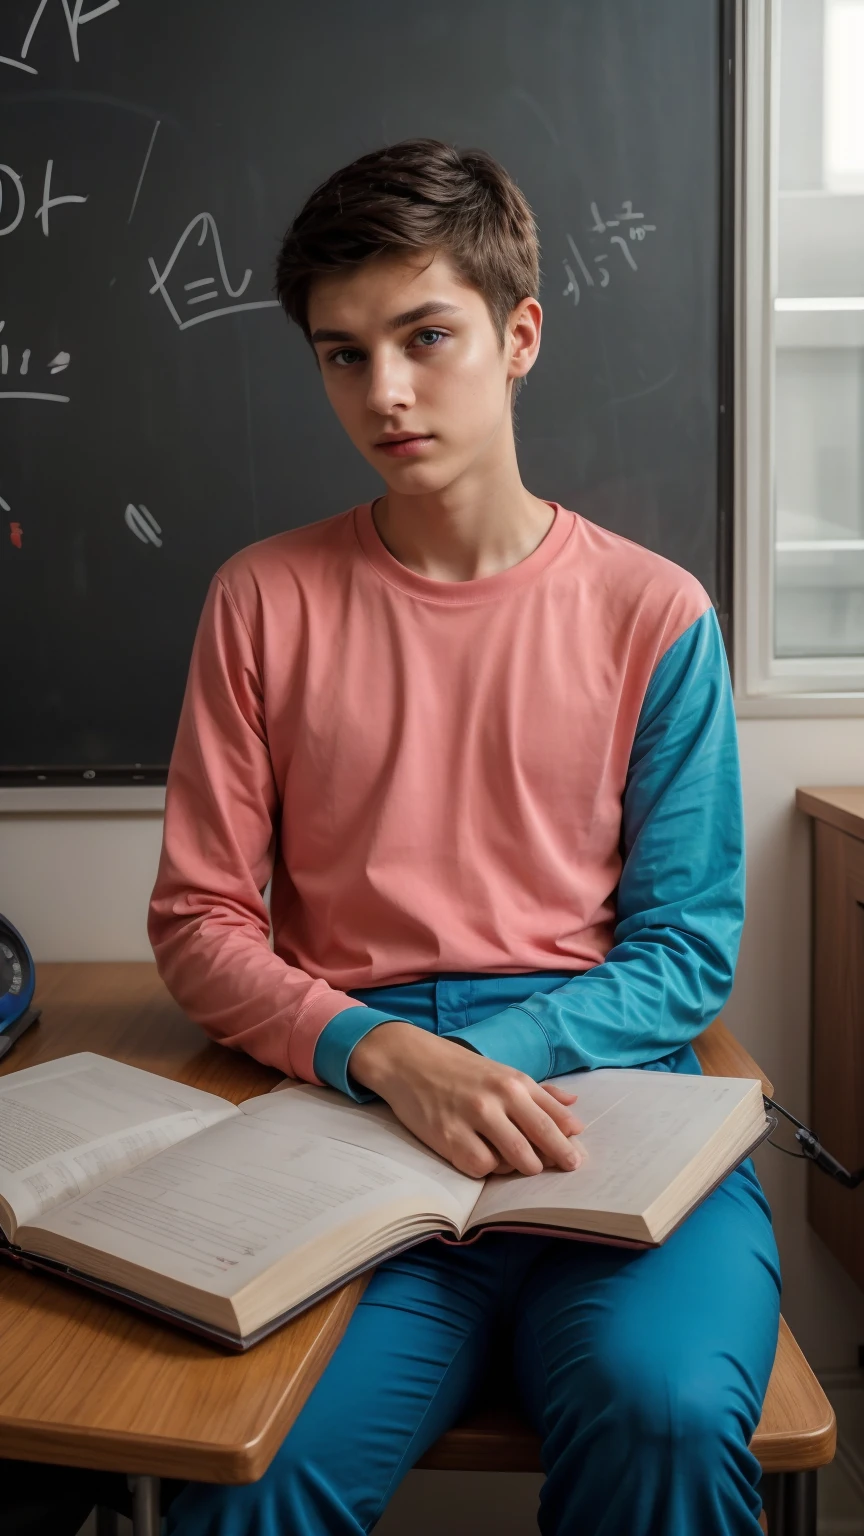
[774,0,864,659]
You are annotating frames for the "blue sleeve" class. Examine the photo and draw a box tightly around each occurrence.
[313,1005,408,1102]
[446,607,745,1077]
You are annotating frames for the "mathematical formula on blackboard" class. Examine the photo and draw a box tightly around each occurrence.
[1,1,661,555]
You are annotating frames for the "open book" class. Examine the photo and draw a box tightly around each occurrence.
[0,1053,774,1350]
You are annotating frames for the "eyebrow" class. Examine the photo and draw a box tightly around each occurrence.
[309,300,463,345]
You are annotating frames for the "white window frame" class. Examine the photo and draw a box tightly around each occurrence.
[734,0,864,716]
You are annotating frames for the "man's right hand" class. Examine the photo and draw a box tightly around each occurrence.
[348,1020,584,1180]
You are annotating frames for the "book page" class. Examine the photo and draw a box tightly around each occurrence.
[0,1053,239,1237]
[468,1070,760,1228]
[250,1082,483,1210]
[24,1103,481,1299]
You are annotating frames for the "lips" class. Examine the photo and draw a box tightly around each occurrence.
[375,434,429,446]
[375,434,435,457]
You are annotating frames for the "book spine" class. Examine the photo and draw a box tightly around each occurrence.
[437,1226,648,1250]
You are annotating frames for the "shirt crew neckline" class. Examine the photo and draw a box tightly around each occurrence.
[353,497,575,605]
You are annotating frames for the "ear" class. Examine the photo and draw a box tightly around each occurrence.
[507,296,542,381]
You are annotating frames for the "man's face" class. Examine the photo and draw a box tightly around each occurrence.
[307,249,539,494]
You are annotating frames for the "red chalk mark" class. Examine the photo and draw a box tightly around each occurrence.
[10,521,22,547]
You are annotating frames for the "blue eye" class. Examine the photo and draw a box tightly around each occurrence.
[327,329,448,368]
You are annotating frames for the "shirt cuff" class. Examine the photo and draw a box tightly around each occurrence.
[312,1004,409,1102]
[448,1004,554,1081]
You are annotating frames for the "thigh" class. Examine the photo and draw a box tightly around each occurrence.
[166,1232,516,1535]
[512,1159,782,1446]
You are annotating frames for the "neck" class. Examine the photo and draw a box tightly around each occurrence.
[371,440,554,583]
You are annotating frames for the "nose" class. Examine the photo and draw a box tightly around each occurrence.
[365,346,416,417]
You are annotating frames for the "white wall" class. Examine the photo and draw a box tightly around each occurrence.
[0,811,163,960]
[726,717,864,1373]
[3,716,864,1374]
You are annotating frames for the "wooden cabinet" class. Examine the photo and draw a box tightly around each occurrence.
[797,787,864,1293]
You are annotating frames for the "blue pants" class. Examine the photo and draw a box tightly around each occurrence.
[166,973,782,1536]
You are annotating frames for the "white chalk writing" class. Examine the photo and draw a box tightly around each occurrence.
[0,159,87,238]
[1,0,120,76]
[148,212,279,331]
[563,199,658,306]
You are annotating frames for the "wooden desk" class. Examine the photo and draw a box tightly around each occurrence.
[0,964,367,1486]
[796,786,864,1293]
[0,963,781,1533]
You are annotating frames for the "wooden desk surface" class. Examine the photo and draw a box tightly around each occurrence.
[0,963,367,1482]
[797,785,864,842]
[0,963,773,1481]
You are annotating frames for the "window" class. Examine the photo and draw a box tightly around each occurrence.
[738,0,864,703]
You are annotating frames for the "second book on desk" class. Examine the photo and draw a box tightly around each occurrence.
[0,1052,773,1350]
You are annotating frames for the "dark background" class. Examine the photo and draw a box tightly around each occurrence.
[0,0,731,780]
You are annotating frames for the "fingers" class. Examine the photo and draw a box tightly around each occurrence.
[534,1082,584,1134]
[388,1056,585,1180]
[492,1142,580,1177]
[480,1108,545,1176]
[543,1082,580,1107]
[455,1129,522,1180]
[459,1078,584,1178]
[483,1091,582,1177]
[518,1086,584,1171]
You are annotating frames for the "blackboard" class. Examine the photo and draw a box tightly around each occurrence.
[1,0,734,783]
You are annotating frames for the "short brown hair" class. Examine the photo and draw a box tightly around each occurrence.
[275,137,540,355]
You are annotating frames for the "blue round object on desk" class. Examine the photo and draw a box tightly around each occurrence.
[0,914,36,1031]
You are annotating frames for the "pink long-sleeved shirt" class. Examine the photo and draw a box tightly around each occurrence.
[147,499,709,1085]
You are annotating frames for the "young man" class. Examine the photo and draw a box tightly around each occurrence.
[147,139,781,1535]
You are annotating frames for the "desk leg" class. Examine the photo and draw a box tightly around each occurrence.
[760,1470,818,1536]
[128,1474,161,1536]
